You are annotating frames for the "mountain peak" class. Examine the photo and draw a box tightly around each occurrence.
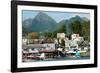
[29,12,57,32]
[75,15,80,18]
[38,12,46,15]
[35,12,49,19]
[74,15,82,20]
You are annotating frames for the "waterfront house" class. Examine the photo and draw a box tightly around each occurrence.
[57,33,65,39]
[71,34,84,41]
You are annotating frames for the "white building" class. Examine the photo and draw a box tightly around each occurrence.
[57,33,65,39]
[71,34,83,41]
[71,34,79,40]
[22,37,28,45]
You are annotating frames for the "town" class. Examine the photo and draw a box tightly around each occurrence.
[22,32,90,62]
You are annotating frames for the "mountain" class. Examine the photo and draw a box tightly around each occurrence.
[58,20,68,26]
[67,15,83,32]
[57,20,68,31]
[23,18,33,27]
[28,12,57,32]
[23,12,89,35]
[82,17,89,21]
[58,15,86,32]
[69,15,83,22]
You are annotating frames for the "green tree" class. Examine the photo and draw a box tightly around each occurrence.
[44,32,53,38]
[71,20,82,35]
[57,24,66,33]
[82,21,90,41]
[43,24,67,38]
[22,26,28,36]
[27,32,39,39]
[53,24,67,37]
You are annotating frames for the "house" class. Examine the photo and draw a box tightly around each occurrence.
[22,37,29,45]
[65,40,78,50]
[57,33,65,39]
[71,34,84,41]
[70,40,78,50]
[71,34,79,40]
[65,34,79,47]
